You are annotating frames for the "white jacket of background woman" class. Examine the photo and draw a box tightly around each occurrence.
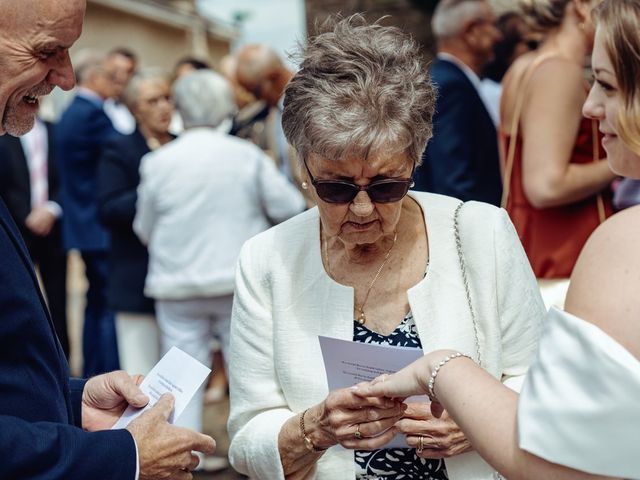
[134,128,305,300]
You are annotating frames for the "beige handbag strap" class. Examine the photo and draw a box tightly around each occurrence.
[501,53,562,209]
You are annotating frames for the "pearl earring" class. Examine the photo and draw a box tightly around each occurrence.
[301,181,309,190]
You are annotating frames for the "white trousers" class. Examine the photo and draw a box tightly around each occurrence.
[115,312,160,376]
[155,295,232,433]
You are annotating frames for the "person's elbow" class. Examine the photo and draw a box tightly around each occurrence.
[522,176,566,209]
[268,191,306,223]
[132,217,150,245]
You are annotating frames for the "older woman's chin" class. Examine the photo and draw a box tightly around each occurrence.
[339,226,385,245]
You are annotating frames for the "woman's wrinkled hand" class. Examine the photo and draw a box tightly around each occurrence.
[396,402,472,458]
[309,384,407,451]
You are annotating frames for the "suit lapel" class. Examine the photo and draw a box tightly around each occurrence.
[437,58,495,132]
[6,136,32,205]
[0,197,63,352]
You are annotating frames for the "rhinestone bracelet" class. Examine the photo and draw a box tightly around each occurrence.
[427,352,474,401]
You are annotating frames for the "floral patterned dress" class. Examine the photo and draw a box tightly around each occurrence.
[353,312,448,480]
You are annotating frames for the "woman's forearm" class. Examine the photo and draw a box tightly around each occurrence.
[524,159,615,208]
[278,405,331,478]
[433,358,615,480]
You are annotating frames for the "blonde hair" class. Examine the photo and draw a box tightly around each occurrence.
[518,0,595,30]
[594,0,640,156]
[517,0,570,29]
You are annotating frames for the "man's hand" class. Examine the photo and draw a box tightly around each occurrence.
[127,394,216,479]
[24,207,56,236]
[82,370,149,431]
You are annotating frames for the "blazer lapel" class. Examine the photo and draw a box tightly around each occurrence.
[408,195,481,358]
[0,197,66,359]
[6,136,32,208]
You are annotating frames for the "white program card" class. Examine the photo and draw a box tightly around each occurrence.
[319,335,428,448]
[112,346,211,429]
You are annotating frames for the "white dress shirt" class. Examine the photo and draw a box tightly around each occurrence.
[19,118,61,218]
[104,98,136,135]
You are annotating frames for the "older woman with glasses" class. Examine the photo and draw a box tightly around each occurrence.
[228,16,545,480]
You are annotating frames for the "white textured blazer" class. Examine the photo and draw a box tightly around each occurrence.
[134,128,306,300]
[228,192,545,480]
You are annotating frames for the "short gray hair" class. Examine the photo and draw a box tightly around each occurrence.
[432,0,489,39]
[73,49,106,85]
[172,70,237,129]
[282,15,436,167]
[121,68,168,110]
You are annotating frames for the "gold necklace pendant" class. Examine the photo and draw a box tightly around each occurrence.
[321,227,398,327]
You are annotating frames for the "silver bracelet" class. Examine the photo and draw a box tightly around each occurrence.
[427,352,473,401]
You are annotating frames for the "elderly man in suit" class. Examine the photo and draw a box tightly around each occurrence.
[0,1,215,478]
[235,45,300,180]
[57,50,120,377]
[414,0,503,206]
[0,116,69,357]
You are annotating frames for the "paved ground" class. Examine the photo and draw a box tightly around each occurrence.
[67,253,244,479]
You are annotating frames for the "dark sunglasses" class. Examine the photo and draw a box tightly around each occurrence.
[303,160,415,204]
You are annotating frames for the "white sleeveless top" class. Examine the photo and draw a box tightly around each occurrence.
[518,308,640,479]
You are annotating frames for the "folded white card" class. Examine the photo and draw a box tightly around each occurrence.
[319,335,428,448]
[112,346,211,429]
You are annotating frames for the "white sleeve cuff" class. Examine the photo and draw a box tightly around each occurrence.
[133,436,140,480]
[44,201,62,218]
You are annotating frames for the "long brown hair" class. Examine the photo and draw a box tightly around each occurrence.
[594,0,640,156]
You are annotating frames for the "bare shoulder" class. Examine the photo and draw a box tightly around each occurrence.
[565,206,640,357]
[527,56,584,101]
[502,54,583,126]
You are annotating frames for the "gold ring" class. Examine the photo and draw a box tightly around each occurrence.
[417,435,424,453]
[354,424,362,439]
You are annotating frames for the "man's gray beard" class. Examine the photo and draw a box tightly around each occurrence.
[2,107,36,137]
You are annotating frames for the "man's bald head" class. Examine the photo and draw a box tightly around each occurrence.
[0,0,85,135]
[236,44,291,107]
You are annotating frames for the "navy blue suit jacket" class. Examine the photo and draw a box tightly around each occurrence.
[415,58,502,206]
[0,122,60,230]
[0,197,136,478]
[97,129,156,314]
[57,94,115,251]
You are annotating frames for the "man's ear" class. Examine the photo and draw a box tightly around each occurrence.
[461,17,484,46]
[572,0,592,26]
